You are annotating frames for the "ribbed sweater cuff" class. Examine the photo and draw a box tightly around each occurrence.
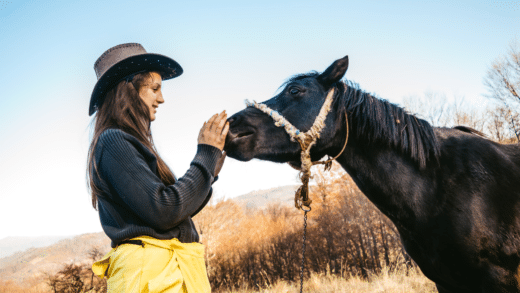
[193,144,222,177]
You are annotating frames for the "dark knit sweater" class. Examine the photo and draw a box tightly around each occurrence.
[93,129,222,248]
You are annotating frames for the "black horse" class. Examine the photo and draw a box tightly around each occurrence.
[224,56,520,292]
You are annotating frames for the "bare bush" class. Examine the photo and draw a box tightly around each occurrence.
[403,91,520,143]
[403,92,452,127]
[486,105,520,143]
[403,93,486,131]
[43,246,107,293]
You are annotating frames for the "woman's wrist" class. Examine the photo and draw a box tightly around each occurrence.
[193,144,222,177]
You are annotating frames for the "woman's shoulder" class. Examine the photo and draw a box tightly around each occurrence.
[95,128,155,167]
[97,128,143,152]
[99,128,128,140]
[99,128,139,142]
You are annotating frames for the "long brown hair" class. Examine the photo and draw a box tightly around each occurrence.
[87,72,176,209]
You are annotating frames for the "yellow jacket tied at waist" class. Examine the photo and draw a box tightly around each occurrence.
[92,236,211,293]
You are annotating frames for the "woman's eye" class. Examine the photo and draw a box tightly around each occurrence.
[290,88,300,95]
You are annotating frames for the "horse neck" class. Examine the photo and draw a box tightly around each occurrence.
[332,139,438,230]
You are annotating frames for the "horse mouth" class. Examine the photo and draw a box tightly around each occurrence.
[232,131,254,140]
[236,131,254,139]
[225,130,255,147]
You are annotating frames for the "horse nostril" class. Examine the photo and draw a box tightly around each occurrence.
[227,117,235,124]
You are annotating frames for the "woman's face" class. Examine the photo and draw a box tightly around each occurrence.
[138,72,164,121]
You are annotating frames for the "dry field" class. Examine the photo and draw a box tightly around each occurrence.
[0,269,437,293]
[219,269,436,293]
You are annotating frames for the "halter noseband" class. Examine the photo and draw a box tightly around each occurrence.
[245,88,349,210]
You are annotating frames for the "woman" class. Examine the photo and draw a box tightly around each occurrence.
[87,43,227,293]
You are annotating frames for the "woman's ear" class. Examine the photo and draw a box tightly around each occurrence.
[317,55,349,89]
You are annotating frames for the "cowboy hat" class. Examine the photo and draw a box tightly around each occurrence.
[89,43,183,116]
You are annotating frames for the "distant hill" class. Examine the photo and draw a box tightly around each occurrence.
[231,185,299,209]
[0,235,73,259]
[0,185,298,285]
[0,232,111,284]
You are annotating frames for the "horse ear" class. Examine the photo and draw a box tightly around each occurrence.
[317,55,349,89]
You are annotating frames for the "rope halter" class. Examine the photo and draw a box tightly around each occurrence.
[245,88,349,211]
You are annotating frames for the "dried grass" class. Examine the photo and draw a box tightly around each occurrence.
[218,268,436,292]
[193,162,435,292]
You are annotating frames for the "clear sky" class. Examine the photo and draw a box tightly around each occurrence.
[0,0,518,239]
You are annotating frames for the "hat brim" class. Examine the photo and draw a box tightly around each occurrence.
[89,53,183,116]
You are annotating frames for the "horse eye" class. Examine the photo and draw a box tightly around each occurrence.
[290,88,300,95]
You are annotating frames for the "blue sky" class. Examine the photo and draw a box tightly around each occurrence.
[0,0,518,238]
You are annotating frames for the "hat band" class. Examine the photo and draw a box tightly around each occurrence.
[120,69,149,84]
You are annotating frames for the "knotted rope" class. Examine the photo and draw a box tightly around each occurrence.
[245,88,349,210]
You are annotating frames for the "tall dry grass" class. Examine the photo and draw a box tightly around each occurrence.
[193,162,432,292]
[222,269,436,293]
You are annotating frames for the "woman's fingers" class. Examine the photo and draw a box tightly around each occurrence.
[210,111,226,133]
[207,114,218,130]
[221,121,230,137]
[215,111,228,134]
[198,111,229,150]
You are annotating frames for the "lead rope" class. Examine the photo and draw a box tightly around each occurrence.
[298,113,348,293]
[299,207,310,293]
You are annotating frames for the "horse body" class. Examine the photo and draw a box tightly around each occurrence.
[337,126,520,292]
[224,56,520,292]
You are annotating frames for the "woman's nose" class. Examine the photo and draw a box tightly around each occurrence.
[157,93,164,104]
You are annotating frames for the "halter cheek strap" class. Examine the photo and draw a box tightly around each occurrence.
[245,88,349,210]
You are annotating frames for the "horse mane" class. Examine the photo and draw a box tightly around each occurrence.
[340,80,440,168]
[285,73,440,168]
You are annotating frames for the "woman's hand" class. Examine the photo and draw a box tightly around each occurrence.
[198,111,229,151]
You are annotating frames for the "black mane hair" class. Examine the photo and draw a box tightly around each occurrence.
[286,73,440,169]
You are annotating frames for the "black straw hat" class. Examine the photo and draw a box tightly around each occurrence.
[89,43,183,116]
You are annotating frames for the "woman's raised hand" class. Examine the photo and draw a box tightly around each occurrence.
[198,111,229,151]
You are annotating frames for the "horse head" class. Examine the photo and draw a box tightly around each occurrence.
[225,56,350,168]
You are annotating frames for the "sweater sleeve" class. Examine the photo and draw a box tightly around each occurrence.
[191,188,213,218]
[97,129,222,231]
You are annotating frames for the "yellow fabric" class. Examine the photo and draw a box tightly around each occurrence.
[92,236,211,293]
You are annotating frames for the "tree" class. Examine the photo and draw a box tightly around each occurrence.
[485,40,520,106]
[45,246,107,293]
[402,92,486,132]
[46,263,85,293]
[402,91,451,127]
[86,246,107,293]
[484,39,520,142]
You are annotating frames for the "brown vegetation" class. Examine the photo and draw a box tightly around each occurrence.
[193,162,430,292]
[43,246,106,293]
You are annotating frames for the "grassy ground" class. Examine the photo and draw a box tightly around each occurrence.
[0,267,437,293]
[218,268,437,293]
